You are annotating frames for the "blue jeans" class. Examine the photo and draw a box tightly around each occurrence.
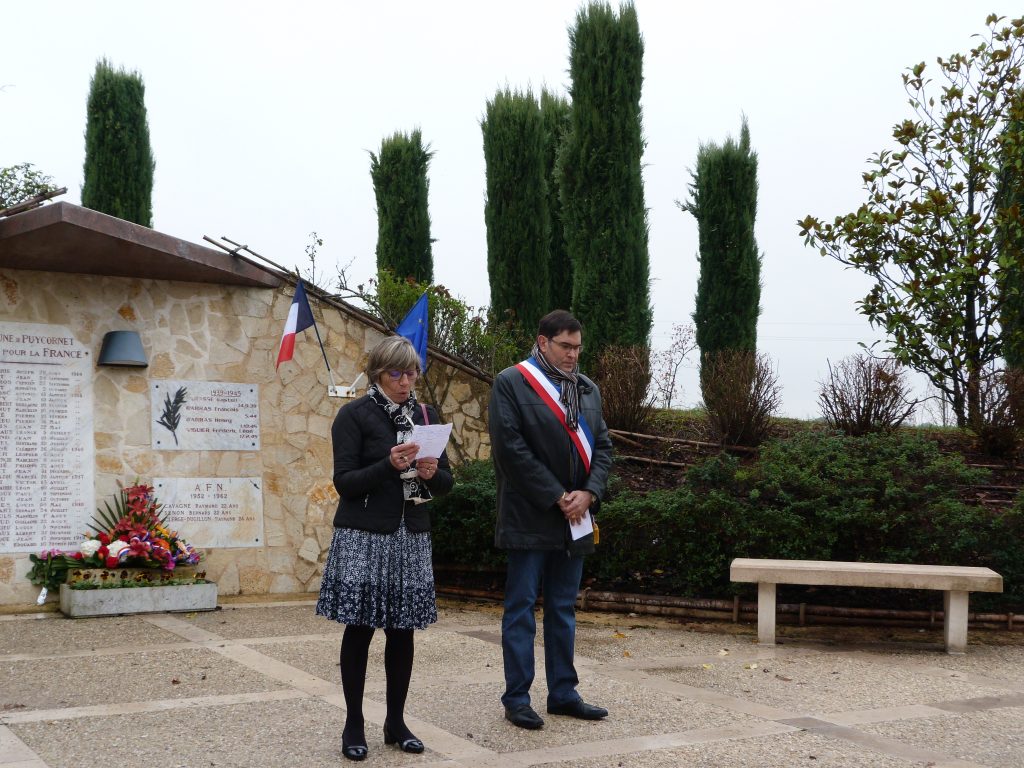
[501,549,585,710]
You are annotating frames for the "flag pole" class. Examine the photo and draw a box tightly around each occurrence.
[309,317,339,391]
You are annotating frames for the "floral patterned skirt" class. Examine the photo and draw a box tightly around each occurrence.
[315,523,437,630]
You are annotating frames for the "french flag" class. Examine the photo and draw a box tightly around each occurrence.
[276,281,316,369]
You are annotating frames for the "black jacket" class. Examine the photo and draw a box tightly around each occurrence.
[331,394,453,533]
[489,364,613,553]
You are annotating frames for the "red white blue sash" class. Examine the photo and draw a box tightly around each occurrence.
[516,357,594,474]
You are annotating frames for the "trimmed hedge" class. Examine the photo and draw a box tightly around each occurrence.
[430,432,1024,609]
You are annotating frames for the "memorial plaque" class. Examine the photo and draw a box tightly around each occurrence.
[150,380,260,450]
[154,477,264,548]
[0,322,94,553]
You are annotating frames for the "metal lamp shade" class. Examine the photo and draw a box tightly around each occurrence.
[97,331,148,367]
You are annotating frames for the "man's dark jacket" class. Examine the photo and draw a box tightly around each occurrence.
[489,363,613,554]
[331,394,453,533]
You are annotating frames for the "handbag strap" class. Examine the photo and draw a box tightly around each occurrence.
[420,403,430,424]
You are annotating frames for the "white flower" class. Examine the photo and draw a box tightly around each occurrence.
[107,540,129,559]
[80,539,102,557]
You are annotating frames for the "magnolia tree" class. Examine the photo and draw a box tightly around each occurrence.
[0,163,56,209]
[799,14,1024,427]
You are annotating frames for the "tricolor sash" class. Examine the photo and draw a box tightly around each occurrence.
[516,357,595,474]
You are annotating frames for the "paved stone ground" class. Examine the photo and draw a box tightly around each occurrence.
[2,598,1023,767]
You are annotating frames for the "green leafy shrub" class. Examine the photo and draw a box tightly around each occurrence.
[429,435,1024,610]
[430,460,505,570]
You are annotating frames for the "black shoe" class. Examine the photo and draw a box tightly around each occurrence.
[547,699,608,720]
[342,720,367,761]
[504,704,544,729]
[341,739,367,761]
[383,721,425,754]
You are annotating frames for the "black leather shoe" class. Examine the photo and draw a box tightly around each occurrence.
[383,721,424,754]
[547,699,608,720]
[341,739,367,761]
[504,704,544,729]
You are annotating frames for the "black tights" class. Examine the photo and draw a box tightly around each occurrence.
[339,624,416,746]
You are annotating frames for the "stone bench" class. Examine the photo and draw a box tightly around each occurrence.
[729,558,1003,654]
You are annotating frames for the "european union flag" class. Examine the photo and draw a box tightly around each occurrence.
[396,292,429,372]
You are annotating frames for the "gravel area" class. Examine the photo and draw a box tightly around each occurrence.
[543,730,924,768]
[857,707,1024,768]
[870,643,1024,687]
[1,647,288,710]
[3,599,1022,768]
[403,672,760,754]
[574,621,768,663]
[0,613,181,655]
[653,652,1009,715]
[9,697,359,768]
[178,603,332,639]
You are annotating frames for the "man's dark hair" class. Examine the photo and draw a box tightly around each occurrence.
[538,309,582,338]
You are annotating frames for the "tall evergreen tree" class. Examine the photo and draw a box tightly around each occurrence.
[81,58,155,227]
[997,90,1024,370]
[541,89,572,311]
[482,89,550,333]
[370,130,434,283]
[558,1,652,368]
[683,118,763,365]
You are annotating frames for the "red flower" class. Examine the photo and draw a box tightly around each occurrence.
[127,537,152,558]
[72,552,84,560]
[105,556,120,568]
[98,532,111,545]
[97,545,109,559]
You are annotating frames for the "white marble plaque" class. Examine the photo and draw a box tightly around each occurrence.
[151,380,260,450]
[155,477,264,548]
[0,322,94,553]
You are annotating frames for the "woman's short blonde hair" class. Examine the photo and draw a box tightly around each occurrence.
[366,336,421,385]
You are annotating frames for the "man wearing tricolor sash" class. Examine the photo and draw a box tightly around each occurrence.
[489,310,613,730]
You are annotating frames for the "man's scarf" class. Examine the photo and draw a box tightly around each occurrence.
[530,341,581,430]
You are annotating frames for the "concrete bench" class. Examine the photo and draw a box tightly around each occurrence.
[730,558,1003,654]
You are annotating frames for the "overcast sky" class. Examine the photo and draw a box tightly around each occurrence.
[3,1,1017,418]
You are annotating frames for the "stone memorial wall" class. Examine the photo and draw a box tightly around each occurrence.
[0,269,492,605]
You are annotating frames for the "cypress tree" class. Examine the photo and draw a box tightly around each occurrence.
[683,118,763,366]
[81,58,156,227]
[541,89,572,311]
[370,130,434,283]
[998,91,1024,370]
[482,89,550,333]
[558,1,652,369]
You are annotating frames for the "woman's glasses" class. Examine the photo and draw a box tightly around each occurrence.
[387,369,419,381]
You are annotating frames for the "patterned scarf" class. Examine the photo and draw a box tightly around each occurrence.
[531,341,582,430]
[367,383,432,505]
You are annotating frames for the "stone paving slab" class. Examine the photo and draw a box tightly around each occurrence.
[653,652,1013,714]
[9,698,344,768]
[1,599,1023,768]
[2,647,289,710]
[0,613,181,655]
[403,675,761,755]
[870,644,1024,686]
[180,601,334,639]
[543,730,925,768]
[858,708,1024,768]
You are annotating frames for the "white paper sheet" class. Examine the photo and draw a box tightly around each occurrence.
[411,423,453,459]
[570,510,594,541]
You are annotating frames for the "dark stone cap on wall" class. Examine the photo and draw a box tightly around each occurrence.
[0,202,281,288]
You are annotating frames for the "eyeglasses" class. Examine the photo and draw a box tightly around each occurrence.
[387,369,419,381]
[546,338,583,354]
